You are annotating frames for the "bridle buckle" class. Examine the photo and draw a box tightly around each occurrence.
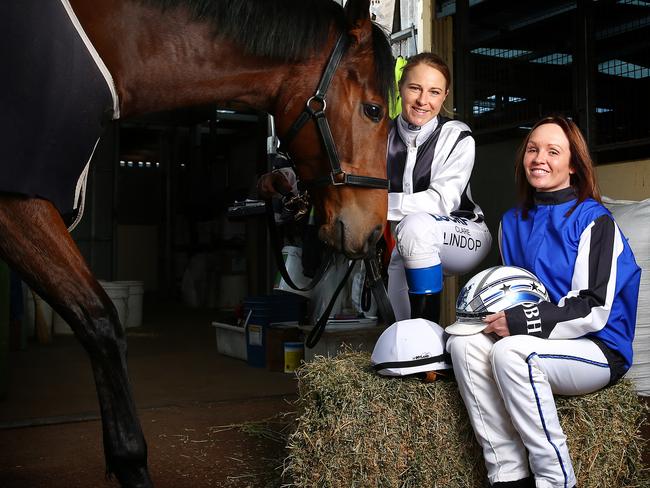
[330,171,347,186]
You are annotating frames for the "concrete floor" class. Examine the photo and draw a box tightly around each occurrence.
[0,301,298,487]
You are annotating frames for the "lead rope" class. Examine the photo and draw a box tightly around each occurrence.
[363,254,395,326]
[305,259,357,348]
[265,200,331,292]
[306,255,395,348]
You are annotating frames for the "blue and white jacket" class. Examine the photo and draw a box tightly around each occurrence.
[499,187,641,380]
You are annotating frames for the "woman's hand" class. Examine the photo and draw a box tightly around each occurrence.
[256,170,294,199]
[482,311,510,337]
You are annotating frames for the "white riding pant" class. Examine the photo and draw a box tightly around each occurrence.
[388,212,491,320]
[446,333,611,488]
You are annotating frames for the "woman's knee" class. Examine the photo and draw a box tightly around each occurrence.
[396,213,440,240]
[396,213,443,263]
[447,333,493,361]
[489,336,534,372]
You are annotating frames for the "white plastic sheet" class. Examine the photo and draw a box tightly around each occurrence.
[603,196,650,395]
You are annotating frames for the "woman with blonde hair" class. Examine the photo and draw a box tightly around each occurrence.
[386,52,491,330]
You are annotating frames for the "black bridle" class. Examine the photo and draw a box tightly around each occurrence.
[280,33,389,191]
[268,33,395,348]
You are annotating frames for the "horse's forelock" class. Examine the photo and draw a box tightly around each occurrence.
[370,22,396,105]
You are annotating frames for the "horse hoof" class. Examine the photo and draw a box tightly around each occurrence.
[112,464,154,488]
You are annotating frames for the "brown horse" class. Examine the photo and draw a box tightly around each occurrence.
[1,0,393,486]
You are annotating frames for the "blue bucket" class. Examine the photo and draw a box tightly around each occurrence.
[243,294,305,325]
[243,295,305,367]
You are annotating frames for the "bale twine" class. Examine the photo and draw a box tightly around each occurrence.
[284,352,649,488]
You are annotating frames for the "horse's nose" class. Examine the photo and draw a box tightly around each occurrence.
[367,225,383,248]
[331,220,383,259]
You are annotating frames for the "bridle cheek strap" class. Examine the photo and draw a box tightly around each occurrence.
[281,33,389,191]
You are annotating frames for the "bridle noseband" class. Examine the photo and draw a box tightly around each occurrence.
[281,34,389,191]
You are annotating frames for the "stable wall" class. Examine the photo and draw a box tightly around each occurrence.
[470,138,520,269]
[596,159,650,201]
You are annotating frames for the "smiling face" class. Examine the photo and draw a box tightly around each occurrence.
[399,63,448,126]
[523,123,574,192]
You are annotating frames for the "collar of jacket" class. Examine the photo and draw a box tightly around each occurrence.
[396,114,439,147]
[533,186,577,205]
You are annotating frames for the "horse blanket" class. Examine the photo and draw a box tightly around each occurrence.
[1,0,118,218]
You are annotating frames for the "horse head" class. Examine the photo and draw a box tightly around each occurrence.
[274,0,393,259]
[69,0,393,259]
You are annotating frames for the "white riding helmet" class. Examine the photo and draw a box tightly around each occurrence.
[445,265,549,336]
[371,318,452,376]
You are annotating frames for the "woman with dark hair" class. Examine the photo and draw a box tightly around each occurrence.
[386,52,491,328]
[446,116,641,487]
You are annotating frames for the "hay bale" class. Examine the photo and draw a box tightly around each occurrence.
[284,352,649,488]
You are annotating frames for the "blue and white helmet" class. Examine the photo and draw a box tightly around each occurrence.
[445,265,549,336]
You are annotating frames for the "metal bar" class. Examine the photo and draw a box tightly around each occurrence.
[390,25,417,44]
[574,0,595,146]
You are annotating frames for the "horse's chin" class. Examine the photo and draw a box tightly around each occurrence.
[319,221,383,260]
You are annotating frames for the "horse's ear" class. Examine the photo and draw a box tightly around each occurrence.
[344,0,371,27]
[344,0,372,44]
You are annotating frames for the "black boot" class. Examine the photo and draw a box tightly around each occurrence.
[491,477,534,487]
[408,292,441,324]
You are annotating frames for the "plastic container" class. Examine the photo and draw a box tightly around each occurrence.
[99,281,129,330]
[273,246,312,298]
[246,323,266,367]
[284,341,304,373]
[266,322,301,372]
[243,294,305,326]
[243,294,306,368]
[113,281,144,328]
[212,322,247,360]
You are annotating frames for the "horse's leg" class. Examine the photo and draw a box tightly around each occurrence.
[0,195,153,488]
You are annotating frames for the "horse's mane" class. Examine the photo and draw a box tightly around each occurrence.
[139,0,394,101]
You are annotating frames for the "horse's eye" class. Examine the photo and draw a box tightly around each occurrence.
[363,103,383,122]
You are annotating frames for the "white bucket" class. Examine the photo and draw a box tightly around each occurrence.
[113,281,144,328]
[99,281,130,329]
[274,246,312,298]
[35,281,134,335]
[23,283,53,338]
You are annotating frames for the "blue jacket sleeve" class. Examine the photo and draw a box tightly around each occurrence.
[505,215,622,338]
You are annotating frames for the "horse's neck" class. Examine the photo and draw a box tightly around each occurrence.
[70,0,307,118]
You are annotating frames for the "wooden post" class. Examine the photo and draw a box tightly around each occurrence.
[426,2,459,326]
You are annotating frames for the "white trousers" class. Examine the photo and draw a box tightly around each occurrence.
[446,334,611,488]
[388,212,492,321]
